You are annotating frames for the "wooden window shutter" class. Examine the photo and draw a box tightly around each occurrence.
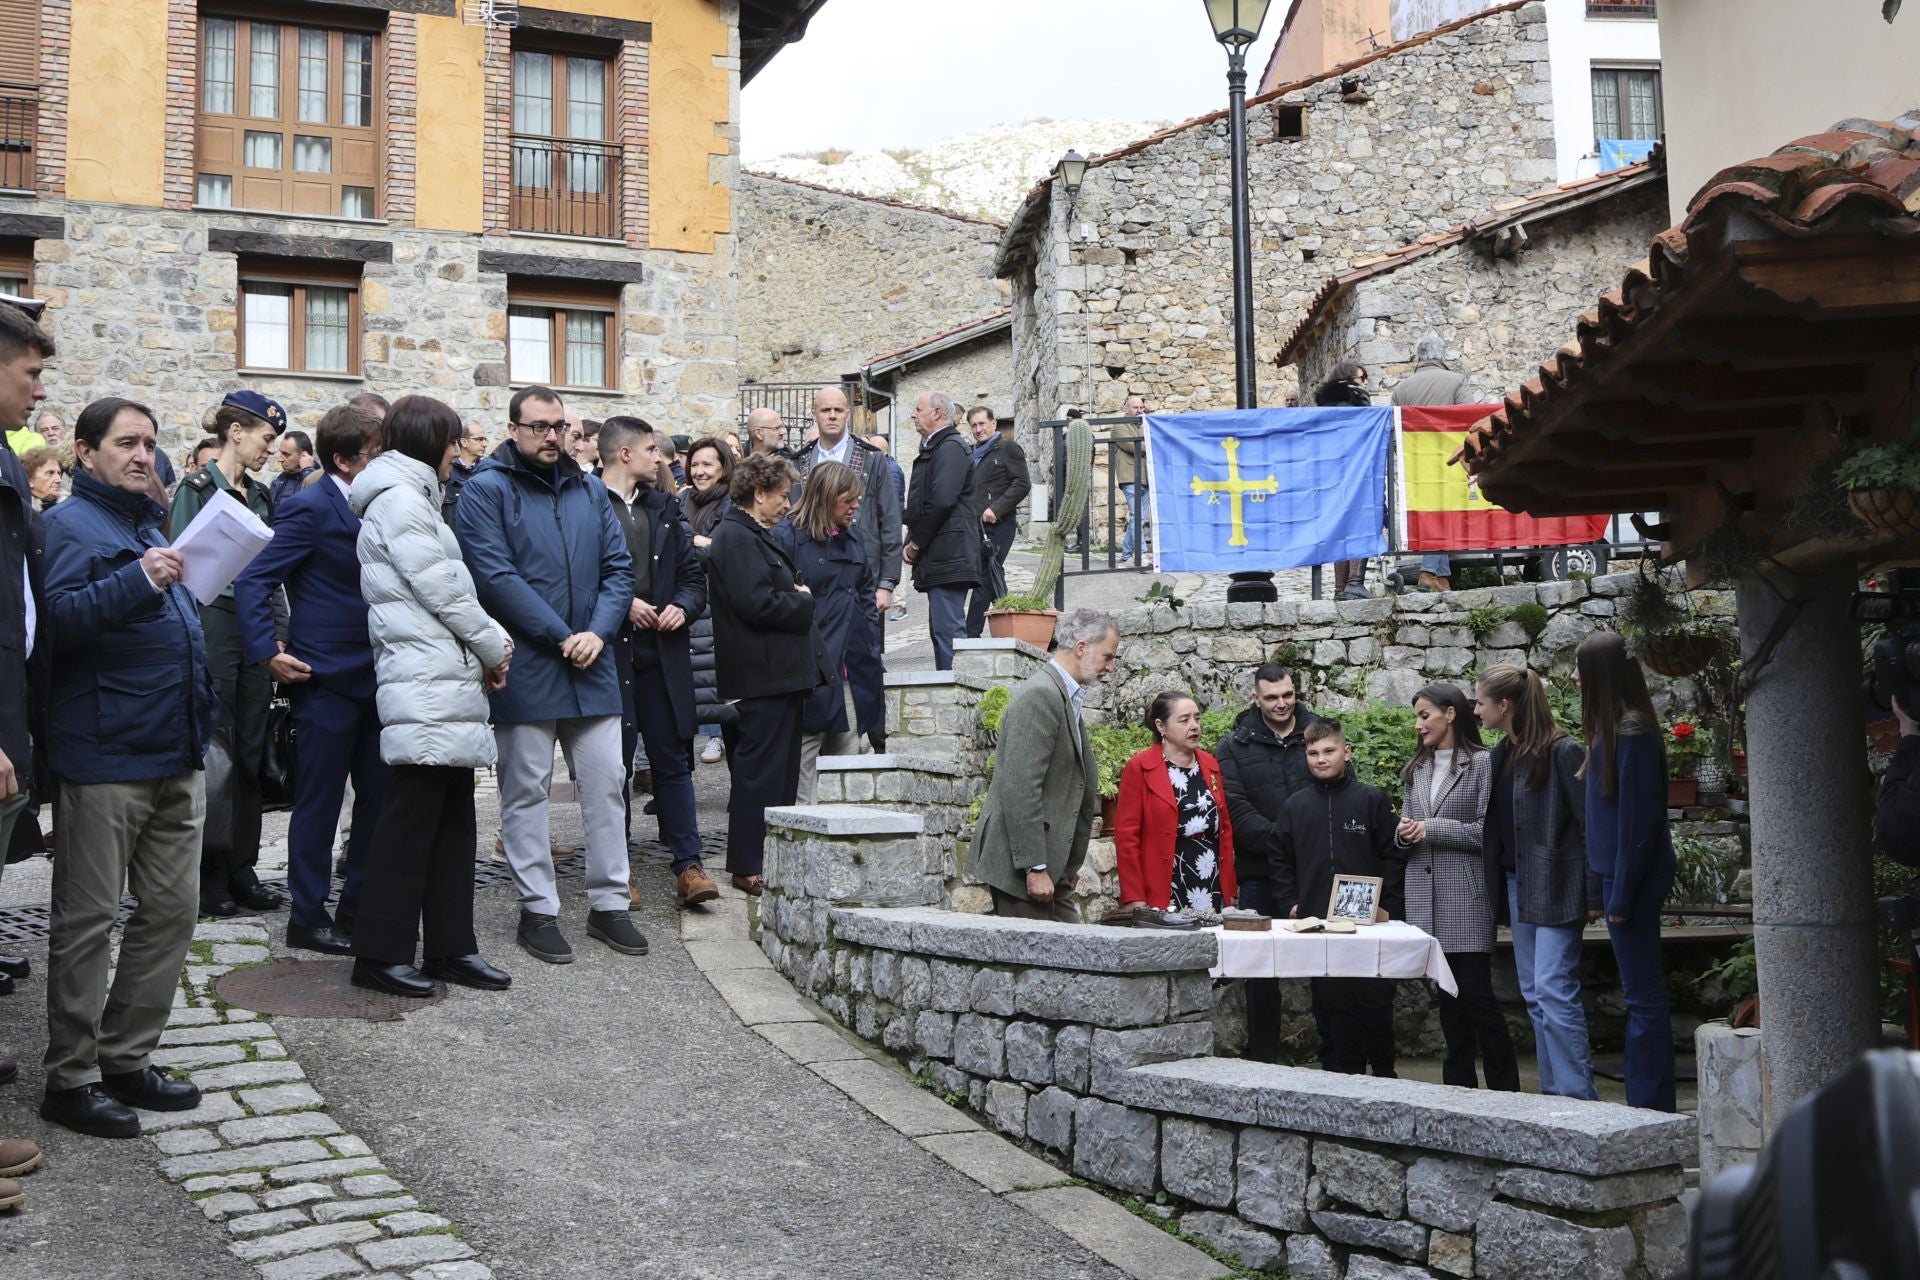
[0,0,40,88]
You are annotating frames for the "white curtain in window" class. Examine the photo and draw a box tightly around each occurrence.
[250,23,281,118]
[564,310,606,387]
[513,52,552,134]
[306,287,351,373]
[340,186,374,219]
[1625,71,1659,140]
[203,19,236,114]
[0,275,26,297]
[342,34,373,127]
[197,174,233,207]
[565,58,604,140]
[244,131,282,170]
[298,29,329,123]
[508,307,551,384]
[1590,72,1620,139]
[245,285,292,370]
[294,136,332,173]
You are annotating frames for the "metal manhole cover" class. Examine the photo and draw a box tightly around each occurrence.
[215,959,449,1021]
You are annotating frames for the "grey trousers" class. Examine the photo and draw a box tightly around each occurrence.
[796,683,862,804]
[44,772,204,1091]
[495,717,630,917]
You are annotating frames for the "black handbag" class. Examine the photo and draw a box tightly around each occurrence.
[259,690,298,812]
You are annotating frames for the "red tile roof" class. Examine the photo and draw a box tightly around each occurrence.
[862,310,1013,372]
[1274,152,1665,368]
[993,0,1531,275]
[1456,118,1920,489]
[743,171,1007,229]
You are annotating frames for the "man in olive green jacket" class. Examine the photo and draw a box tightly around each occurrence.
[970,609,1120,920]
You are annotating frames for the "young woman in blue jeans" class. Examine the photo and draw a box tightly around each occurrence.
[1576,632,1678,1112]
[1475,664,1598,1100]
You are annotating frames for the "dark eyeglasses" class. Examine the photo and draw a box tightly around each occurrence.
[517,421,566,436]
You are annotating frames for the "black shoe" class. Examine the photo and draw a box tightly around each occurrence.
[423,954,511,991]
[101,1066,201,1112]
[199,897,243,920]
[285,925,354,956]
[586,910,649,956]
[632,769,654,795]
[0,974,12,998]
[0,1056,15,1085]
[234,884,284,912]
[517,912,574,965]
[41,1083,140,1138]
[642,797,660,816]
[349,959,435,997]
[0,954,28,979]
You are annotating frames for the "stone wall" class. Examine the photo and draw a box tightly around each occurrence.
[13,199,738,460]
[735,173,1009,384]
[881,330,1016,433]
[1003,2,1562,450]
[1293,179,1669,401]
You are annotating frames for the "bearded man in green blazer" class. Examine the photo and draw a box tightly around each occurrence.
[970,609,1120,920]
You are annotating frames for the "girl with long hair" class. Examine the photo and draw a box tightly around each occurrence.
[1475,664,1597,1099]
[1396,682,1517,1090]
[1576,631,1677,1111]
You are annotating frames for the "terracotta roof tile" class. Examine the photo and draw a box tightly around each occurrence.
[1456,123,1920,480]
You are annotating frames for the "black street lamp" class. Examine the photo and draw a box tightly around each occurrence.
[1204,0,1271,411]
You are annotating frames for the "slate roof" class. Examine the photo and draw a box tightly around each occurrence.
[1274,152,1666,368]
[862,310,1013,375]
[1455,117,1920,483]
[993,0,1531,276]
[742,171,1007,229]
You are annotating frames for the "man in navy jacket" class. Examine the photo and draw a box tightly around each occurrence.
[234,403,389,955]
[41,396,216,1139]
[456,386,639,965]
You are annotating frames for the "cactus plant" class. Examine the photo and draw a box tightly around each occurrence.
[1027,415,1093,605]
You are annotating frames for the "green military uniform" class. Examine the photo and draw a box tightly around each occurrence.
[170,461,277,912]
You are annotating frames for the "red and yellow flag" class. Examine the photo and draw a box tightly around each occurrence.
[1396,405,1609,552]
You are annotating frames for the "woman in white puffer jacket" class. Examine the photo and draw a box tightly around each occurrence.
[346,395,515,998]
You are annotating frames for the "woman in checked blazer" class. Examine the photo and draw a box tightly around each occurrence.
[1397,683,1519,1091]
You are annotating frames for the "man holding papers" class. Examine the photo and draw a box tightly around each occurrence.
[39,397,216,1138]
[171,390,286,919]
[234,403,389,955]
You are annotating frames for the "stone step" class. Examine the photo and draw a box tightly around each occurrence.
[812,753,974,811]
[764,804,925,837]
[815,752,968,777]
[951,637,1051,682]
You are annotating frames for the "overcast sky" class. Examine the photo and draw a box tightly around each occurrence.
[742,0,1288,159]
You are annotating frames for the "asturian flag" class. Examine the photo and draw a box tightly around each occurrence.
[1146,408,1394,573]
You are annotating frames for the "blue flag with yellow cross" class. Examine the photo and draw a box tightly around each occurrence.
[1143,408,1393,572]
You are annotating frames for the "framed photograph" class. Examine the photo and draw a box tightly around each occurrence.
[1327,874,1385,925]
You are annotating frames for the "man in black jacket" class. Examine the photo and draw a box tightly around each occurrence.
[963,404,1030,639]
[902,391,978,670]
[1214,661,1317,1061]
[1276,719,1405,1077]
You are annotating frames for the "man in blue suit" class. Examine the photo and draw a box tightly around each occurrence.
[233,403,388,954]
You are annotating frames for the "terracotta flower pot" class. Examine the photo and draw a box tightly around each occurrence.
[986,608,1058,649]
[1099,793,1119,834]
[1848,487,1920,539]
[1869,715,1905,758]
[1666,777,1698,807]
[1640,632,1721,678]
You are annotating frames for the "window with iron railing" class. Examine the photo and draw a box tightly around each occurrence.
[1586,0,1656,16]
[511,49,620,239]
[0,0,37,193]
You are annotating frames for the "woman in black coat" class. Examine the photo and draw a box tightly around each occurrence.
[1314,362,1374,598]
[681,436,735,764]
[706,452,831,894]
[770,461,883,802]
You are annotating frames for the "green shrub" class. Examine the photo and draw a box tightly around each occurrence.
[991,592,1052,612]
[1089,723,1154,799]
[1339,702,1419,811]
[978,684,1011,736]
[1511,600,1549,642]
[1464,605,1507,639]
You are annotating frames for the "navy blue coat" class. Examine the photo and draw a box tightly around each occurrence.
[455,443,632,724]
[612,485,706,743]
[0,441,44,795]
[769,518,883,734]
[233,476,376,700]
[1585,718,1676,918]
[43,469,216,784]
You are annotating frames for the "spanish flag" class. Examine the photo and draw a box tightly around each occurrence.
[1395,405,1610,552]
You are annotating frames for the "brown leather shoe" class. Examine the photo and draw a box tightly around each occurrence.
[1416,571,1451,593]
[730,874,765,897]
[0,1138,42,1178]
[677,865,720,906]
[0,1177,20,1211]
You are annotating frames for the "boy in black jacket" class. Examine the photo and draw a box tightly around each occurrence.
[1274,719,1406,1076]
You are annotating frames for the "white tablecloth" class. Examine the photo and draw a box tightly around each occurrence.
[1209,921,1458,996]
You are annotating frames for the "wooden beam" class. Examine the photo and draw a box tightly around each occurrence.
[1735,238,1920,314]
[1545,432,1753,469]
[1676,314,1920,368]
[1632,361,1871,410]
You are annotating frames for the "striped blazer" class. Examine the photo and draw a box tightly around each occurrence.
[1400,747,1495,955]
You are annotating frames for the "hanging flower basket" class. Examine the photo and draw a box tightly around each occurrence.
[1640,632,1722,678]
[986,607,1058,649]
[1847,487,1920,539]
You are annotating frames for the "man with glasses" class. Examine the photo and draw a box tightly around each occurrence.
[456,385,643,964]
[234,403,389,956]
[443,420,488,524]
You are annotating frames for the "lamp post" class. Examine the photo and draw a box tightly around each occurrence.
[1056,149,1093,582]
[1204,0,1271,411]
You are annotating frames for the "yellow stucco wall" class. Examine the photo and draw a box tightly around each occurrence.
[66,0,168,205]
[415,16,489,233]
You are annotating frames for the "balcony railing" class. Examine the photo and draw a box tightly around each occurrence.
[0,90,34,193]
[1586,0,1656,16]
[509,135,621,239]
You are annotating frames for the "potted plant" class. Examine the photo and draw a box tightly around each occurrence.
[1089,722,1152,832]
[1837,432,1920,538]
[986,415,1092,648]
[1666,719,1701,807]
[1620,569,1732,678]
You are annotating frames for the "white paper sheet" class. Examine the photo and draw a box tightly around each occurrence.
[171,487,275,604]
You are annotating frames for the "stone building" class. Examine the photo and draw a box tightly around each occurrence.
[857,309,1013,437]
[1276,152,1666,400]
[735,172,1008,391]
[0,0,821,457]
[992,1,1563,453]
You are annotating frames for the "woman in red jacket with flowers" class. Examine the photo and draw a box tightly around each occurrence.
[1116,691,1238,912]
